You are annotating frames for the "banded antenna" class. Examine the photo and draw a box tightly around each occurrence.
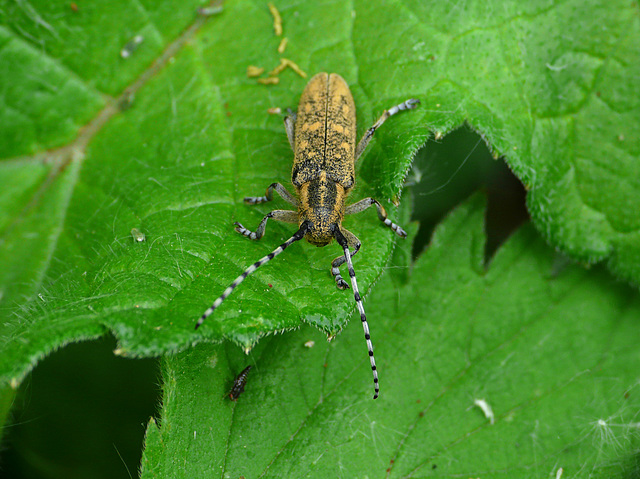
[195,221,310,330]
[334,227,379,399]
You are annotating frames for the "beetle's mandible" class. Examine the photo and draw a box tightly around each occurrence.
[196,73,419,399]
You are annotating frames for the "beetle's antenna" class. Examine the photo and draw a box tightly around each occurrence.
[334,227,379,399]
[195,221,310,330]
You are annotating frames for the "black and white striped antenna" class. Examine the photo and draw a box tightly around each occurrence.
[334,227,379,399]
[196,221,380,399]
[195,222,310,330]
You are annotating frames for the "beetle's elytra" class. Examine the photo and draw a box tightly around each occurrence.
[196,73,419,399]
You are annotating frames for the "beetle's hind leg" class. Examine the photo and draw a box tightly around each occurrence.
[243,182,298,206]
[346,198,407,237]
[331,228,361,289]
[355,99,420,161]
[235,210,298,240]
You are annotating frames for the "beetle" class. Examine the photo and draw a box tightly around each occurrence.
[196,72,419,399]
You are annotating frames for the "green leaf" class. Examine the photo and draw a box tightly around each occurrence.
[355,0,640,282]
[141,195,640,478]
[1,0,639,407]
[0,0,416,388]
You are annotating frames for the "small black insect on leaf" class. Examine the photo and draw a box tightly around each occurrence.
[228,366,252,401]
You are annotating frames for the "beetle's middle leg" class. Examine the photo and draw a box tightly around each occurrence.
[355,98,420,161]
[243,182,298,206]
[346,198,407,238]
[331,227,361,290]
[235,210,298,240]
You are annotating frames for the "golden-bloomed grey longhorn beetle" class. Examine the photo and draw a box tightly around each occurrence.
[196,73,419,399]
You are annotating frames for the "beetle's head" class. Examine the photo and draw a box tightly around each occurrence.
[304,219,335,247]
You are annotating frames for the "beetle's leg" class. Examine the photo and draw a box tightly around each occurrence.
[235,210,298,240]
[284,108,297,150]
[331,228,361,290]
[244,182,299,206]
[355,99,420,161]
[346,198,407,238]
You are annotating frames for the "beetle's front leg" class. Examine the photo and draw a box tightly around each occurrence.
[235,210,298,240]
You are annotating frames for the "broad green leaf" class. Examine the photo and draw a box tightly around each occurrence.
[141,195,640,478]
[355,0,640,281]
[1,0,639,402]
[0,0,418,389]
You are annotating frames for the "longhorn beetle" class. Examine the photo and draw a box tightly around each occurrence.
[196,72,419,399]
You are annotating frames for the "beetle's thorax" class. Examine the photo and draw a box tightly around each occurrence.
[297,171,346,246]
